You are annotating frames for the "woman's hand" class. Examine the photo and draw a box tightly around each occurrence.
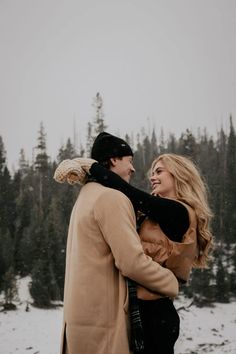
[53,158,91,185]
[54,157,97,185]
[73,158,97,174]
[137,285,163,300]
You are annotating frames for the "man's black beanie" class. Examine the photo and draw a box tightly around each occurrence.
[91,132,133,163]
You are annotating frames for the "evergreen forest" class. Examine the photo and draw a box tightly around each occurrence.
[1,98,236,308]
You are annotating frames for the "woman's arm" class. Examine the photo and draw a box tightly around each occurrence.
[90,163,189,242]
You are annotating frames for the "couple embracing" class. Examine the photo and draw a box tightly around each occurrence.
[54,132,213,354]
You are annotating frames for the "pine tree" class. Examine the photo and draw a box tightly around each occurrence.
[57,138,76,162]
[28,124,57,306]
[2,266,18,310]
[92,92,107,135]
[213,128,227,241]
[18,149,29,176]
[185,264,216,306]
[0,164,15,237]
[13,165,34,275]
[158,128,166,154]
[230,245,236,297]
[30,257,52,307]
[86,122,93,157]
[225,116,236,243]
[0,136,13,236]
[46,196,68,300]
[86,92,108,156]
[0,136,17,294]
[142,134,153,177]
[0,136,6,171]
[0,230,14,292]
[178,129,198,160]
[34,122,49,172]
[215,257,230,303]
[151,129,158,157]
[167,133,177,154]
[132,133,148,190]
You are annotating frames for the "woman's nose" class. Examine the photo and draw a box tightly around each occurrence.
[150,174,155,182]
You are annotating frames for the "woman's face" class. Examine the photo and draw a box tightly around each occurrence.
[150,160,176,198]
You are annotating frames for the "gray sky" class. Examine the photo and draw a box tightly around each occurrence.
[1,0,236,168]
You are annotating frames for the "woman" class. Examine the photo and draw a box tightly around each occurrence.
[54,153,213,354]
[132,154,213,354]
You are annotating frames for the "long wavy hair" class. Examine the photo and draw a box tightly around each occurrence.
[151,153,213,268]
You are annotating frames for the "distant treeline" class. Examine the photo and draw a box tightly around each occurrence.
[0,108,236,307]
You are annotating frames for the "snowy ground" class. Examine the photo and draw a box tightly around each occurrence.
[0,277,236,354]
[175,300,236,354]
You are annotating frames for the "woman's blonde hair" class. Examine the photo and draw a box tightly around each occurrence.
[151,153,213,268]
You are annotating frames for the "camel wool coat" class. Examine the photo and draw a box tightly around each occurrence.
[61,182,179,354]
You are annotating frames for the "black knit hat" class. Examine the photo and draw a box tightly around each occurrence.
[91,132,133,163]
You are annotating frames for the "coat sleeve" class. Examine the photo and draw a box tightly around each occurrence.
[93,189,179,298]
[90,162,189,241]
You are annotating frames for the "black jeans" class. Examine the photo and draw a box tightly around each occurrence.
[137,297,180,354]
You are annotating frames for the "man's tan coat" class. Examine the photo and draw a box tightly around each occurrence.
[61,182,178,354]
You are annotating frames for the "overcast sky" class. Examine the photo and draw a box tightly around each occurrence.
[1,0,236,168]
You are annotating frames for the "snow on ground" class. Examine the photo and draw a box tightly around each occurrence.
[175,298,236,354]
[0,277,63,354]
[0,277,236,354]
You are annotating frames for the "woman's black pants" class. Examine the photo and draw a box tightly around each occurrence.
[136,297,180,354]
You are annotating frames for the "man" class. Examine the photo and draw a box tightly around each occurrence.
[54,132,179,354]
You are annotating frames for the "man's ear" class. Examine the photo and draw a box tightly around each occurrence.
[110,157,117,167]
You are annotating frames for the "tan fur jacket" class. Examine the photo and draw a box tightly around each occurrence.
[138,203,198,300]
